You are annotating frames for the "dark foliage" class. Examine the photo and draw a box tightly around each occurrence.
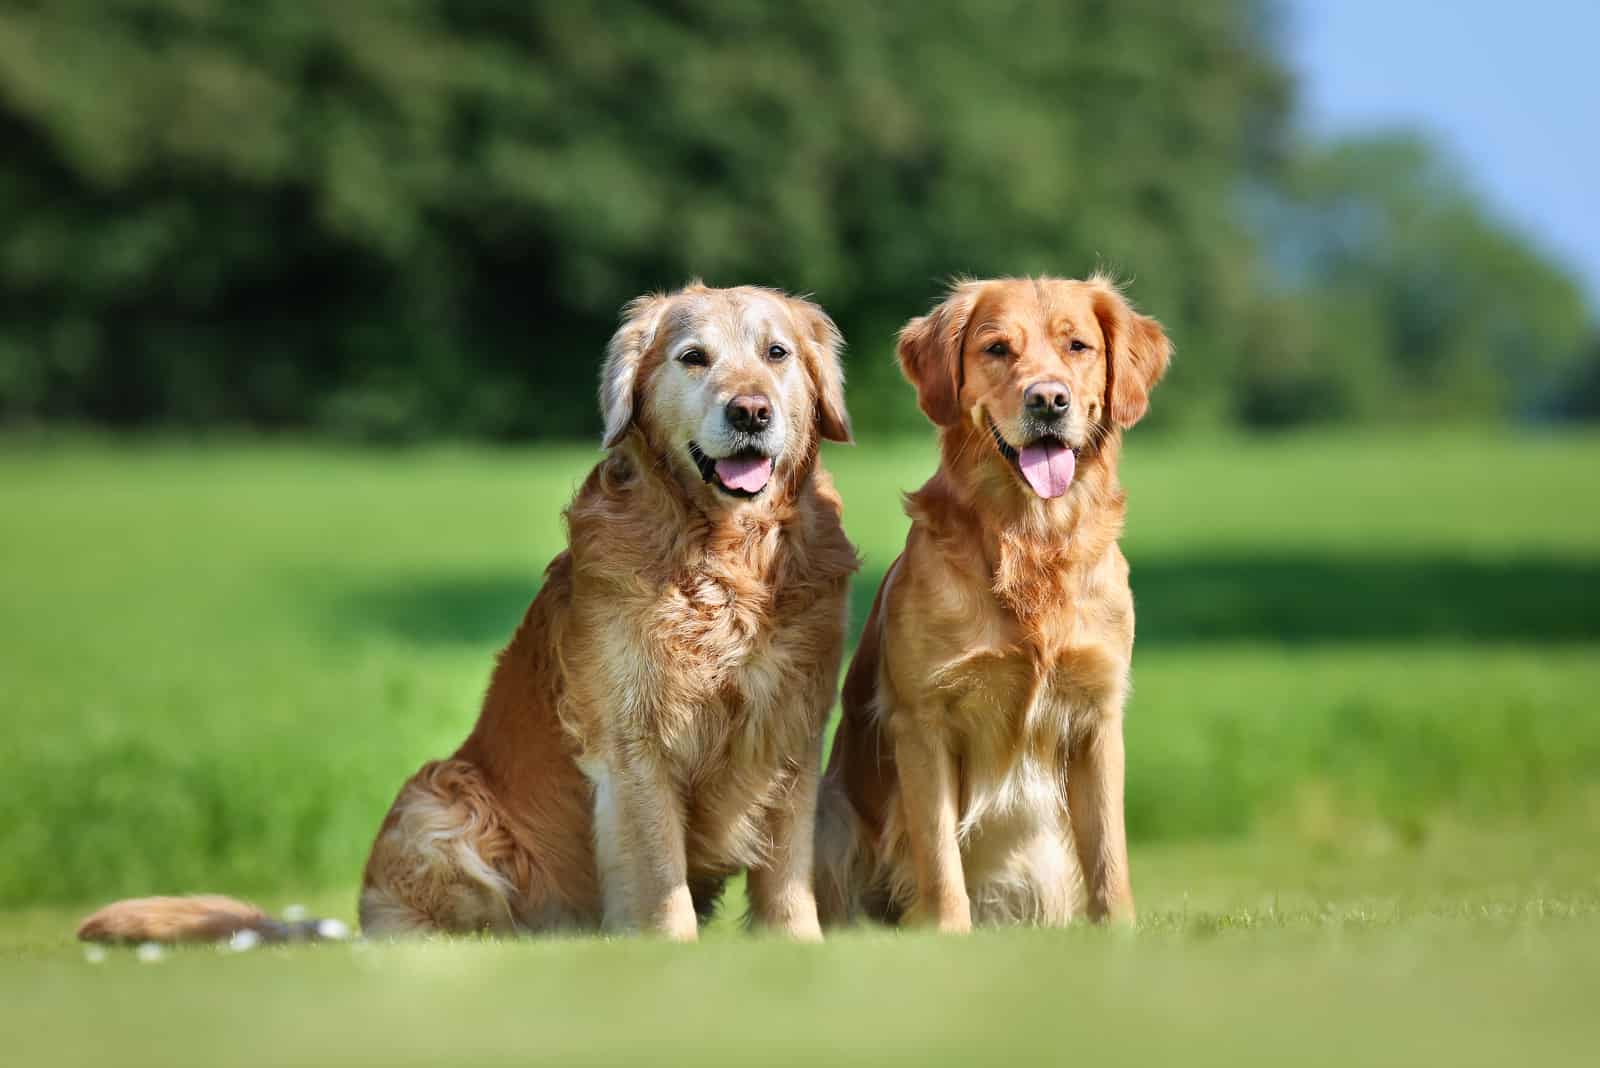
[0,2,1589,437]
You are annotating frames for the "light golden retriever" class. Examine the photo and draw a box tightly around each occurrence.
[814,276,1169,931]
[78,283,857,944]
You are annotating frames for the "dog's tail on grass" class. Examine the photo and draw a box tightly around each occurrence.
[77,895,349,945]
[813,780,877,927]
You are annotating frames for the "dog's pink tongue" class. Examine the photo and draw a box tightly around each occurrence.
[714,455,773,493]
[1018,440,1075,499]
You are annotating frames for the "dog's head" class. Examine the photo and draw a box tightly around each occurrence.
[600,283,851,503]
[898,276,1170,500]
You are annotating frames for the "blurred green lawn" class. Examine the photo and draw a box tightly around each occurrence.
[2,429,1598,1065]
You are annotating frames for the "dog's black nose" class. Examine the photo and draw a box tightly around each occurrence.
[1024,381,1071,419]
[726,394,772,433]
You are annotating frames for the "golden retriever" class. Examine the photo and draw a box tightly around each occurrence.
[814,275,1169,931]
[78,283,857,944]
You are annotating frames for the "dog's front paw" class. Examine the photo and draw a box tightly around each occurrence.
[650,886,700,942]
[778,914,824,943]
[907,895,972,935]
[750,883,824,941]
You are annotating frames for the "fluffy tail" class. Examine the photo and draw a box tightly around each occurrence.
[813,780,875,926]
[76,895,347,945]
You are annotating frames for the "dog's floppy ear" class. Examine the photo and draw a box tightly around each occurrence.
[897,281,981,427]
[789,295,853,444]
[1091,276,1171,429]
[600,292,671,448]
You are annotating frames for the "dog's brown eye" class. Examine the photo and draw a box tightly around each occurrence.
[1069,339,1089,353]
[678,349,708,367]
[985,341,1009,357]
[767,344,788,362]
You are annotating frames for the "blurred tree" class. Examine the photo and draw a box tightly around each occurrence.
[0,3,1589,438]
[1241,134,1593,426]
[0,0,1291,437]
[1557,335,1600,420]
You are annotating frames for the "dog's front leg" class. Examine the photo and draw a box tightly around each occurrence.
[892,712,971,933]
[746,737,824,942]
[1067,714,1136,924]
[596,745,699,941]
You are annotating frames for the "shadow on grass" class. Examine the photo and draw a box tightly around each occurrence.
[335,573,538,645]
[1131,554,1600,644]
[336,553,1600,647]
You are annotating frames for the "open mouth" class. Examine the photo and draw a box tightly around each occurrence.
[688,441,774,498]
[988,419,1080,500]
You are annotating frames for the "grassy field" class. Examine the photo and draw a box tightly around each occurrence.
[2,428,1598,1064]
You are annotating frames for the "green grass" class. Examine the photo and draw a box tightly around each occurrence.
[2,428,1599,1064]
[6,820,1600,1066]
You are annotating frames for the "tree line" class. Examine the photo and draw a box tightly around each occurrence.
[0,1,1592,440]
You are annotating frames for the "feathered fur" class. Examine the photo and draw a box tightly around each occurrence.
[815,276,1169,931]
[360,283,857,939]
[78,284,857,945]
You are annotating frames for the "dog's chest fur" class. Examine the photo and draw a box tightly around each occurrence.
[918,538,1128,749]
[913,545,1132,865]
[939,640,1123,753]
[570,502,849,873]
[936,636,1123,839]
[657,553,839,868]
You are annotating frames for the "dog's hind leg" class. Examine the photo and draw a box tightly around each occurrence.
[359,760,547,937]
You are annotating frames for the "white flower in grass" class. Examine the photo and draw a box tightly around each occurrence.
[316,918,351,941]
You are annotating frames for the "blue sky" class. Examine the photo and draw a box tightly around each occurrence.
[1289,0,1599,308]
